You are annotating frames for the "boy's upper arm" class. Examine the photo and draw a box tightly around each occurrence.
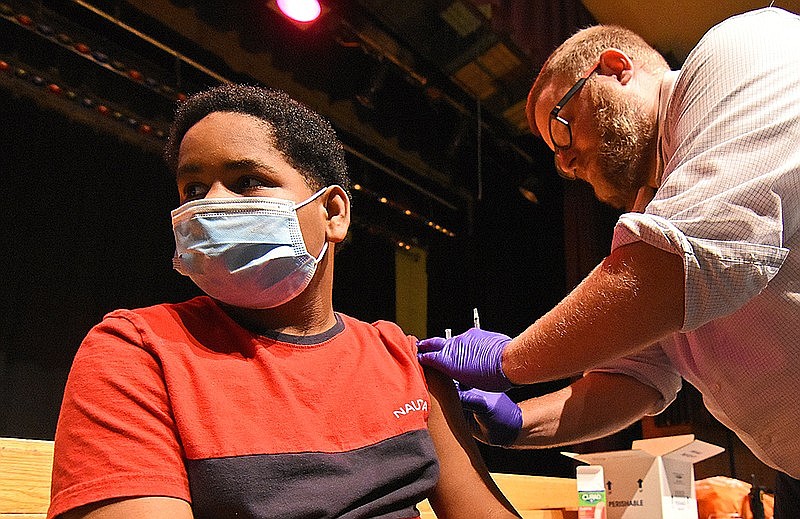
[58,496,193,519]
[423,366,521,519]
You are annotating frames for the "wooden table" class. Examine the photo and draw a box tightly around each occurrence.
[417,472,579,518]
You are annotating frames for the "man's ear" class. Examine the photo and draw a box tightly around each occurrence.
[323,185,350,243]
[598,48,634,85]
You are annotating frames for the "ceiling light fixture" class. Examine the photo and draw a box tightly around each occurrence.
[275,0,321,24]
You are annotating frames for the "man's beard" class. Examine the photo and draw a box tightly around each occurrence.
[589,82,657,209]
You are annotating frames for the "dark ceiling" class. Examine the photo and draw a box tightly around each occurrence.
[116,0,593,245]
[1,0,598,250]
[4,0,796,251]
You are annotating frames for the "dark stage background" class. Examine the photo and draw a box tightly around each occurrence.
[1,89,613,477]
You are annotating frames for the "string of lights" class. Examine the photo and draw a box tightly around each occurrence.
[352,183,456,241]
[0,2,176,140]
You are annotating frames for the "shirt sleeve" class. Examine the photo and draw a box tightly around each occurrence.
[48,315,190,518]
[587,341,683,415]
[612,8,798,331]
[613,213,788,331]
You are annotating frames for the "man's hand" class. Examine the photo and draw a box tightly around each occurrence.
[459,387,522,447]
[417,328,513,391]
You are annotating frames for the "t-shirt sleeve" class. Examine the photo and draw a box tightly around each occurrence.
[48,314,190,518]
[370,319,431,399]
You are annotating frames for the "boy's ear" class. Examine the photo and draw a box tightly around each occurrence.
[323,185,350,243]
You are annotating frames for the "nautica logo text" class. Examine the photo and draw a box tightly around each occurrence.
[393,399,428,418]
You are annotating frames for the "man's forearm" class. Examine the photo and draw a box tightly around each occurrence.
[513,372,662,448]
[503,241,685,385]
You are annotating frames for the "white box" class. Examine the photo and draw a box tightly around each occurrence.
[563,434,724,519]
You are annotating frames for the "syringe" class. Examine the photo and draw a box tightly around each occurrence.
[444,308,479,339]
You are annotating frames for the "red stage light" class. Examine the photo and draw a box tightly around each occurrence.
[275,0,321,23]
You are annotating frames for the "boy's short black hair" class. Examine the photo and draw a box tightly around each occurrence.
[165,84,350,198]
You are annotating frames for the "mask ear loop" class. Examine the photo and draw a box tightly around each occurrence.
[293,185,346,263]
[293,184,347,210]
[313,241,329,263]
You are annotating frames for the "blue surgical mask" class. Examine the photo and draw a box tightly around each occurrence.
[171,187,330,309]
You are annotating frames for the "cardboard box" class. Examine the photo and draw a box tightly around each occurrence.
[563,434,725,519]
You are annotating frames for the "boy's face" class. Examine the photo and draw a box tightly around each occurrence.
[175,110,327,257]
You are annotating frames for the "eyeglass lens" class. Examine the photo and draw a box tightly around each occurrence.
[549,116,572,150]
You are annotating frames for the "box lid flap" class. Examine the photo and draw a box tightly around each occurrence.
[631,434,697,456]
[562,435,724,465]
[662,438,725,463]
[562,449,654,464]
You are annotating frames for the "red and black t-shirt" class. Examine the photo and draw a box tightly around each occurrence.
[49,296,439,518]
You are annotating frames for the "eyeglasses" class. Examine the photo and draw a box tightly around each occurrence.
[549,63,599,180]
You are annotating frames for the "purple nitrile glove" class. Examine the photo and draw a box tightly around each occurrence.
[459,387,522,447]
[417,328,513,392]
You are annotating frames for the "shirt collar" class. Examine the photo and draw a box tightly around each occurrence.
[631,70,680,213]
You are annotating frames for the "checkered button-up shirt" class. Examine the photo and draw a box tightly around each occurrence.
[592,7,800,477]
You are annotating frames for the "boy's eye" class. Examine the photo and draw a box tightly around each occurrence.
[237,176,269,191]
[183,183,208,200]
